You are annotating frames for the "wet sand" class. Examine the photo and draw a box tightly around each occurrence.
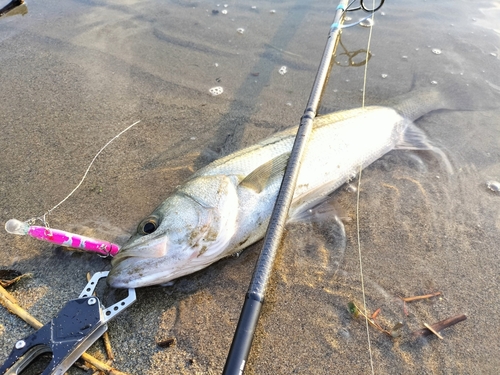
[1,0,500,374]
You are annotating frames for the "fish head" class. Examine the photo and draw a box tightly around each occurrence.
[108,175,239,288]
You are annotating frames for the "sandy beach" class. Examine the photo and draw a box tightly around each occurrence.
[1,0,500,374]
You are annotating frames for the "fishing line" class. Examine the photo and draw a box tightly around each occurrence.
[361,2,375,109]
[355,165,374,375]
[356,0,376,373]
[28,120,141,227]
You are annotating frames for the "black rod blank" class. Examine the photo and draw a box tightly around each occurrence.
[223,1,349,374]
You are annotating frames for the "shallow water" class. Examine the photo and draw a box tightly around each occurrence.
[1,0,499,374]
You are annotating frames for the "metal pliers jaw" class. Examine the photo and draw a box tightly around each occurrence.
[0,271,136,375]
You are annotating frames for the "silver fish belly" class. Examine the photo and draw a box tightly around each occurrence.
[108,105,420,288]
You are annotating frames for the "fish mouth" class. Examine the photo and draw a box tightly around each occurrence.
[108,223,233,288]
[108,256,177,288]
[108,235,174,288]
[113,234,170,261]
[108,239,226,288]
[108,236,201,288]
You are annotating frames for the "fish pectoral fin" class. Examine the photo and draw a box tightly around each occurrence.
[396,122,453,173]
[239,152,290,193]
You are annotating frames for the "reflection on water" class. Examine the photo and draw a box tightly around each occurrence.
[335,36,372,67]
[0,0,499,374]
[478,3,500,35]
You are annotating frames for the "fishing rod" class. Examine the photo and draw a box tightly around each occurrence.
[223,0,385,372]
[223,1,353,373]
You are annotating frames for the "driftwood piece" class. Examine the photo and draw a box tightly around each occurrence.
[401,292,441,302]
[413,314,467,338]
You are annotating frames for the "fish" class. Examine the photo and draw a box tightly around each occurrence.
[107,84,471,288]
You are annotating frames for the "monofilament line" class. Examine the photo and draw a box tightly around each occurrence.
[359,2,376,374]
[361,13,374,109]
[356,165,374,374]
[36,120,141,225]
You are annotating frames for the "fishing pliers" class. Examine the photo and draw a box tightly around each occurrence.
[0,271,136,375]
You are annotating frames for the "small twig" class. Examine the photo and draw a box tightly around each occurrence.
[371,308,381,320]
[401,292,441,302]
[413,314,467,338]
[0,285,128,374]
[103,333,115,361]
[0,284,19,305]
[0,288,43,329]
[349,302,393,337]
[0,272,31,288]
[423,322,444,340]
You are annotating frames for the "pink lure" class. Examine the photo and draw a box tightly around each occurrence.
[5,219,120,257]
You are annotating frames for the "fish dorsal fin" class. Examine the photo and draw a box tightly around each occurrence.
[240,152,290,193]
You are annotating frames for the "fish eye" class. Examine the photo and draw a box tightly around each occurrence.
[138,216,159,235]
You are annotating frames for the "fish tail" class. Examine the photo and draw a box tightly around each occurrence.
[391,87,444,121]
[391,77,500,121]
